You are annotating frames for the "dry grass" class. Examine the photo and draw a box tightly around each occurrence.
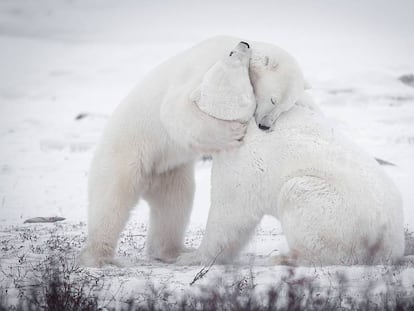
[1,255,414,311]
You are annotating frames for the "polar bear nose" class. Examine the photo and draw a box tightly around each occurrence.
[258,124,271,131]
[240,41,250,49]
[257,115,273,131]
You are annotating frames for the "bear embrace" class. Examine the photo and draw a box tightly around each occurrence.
[79,37,303,267]
[79,36,404,267]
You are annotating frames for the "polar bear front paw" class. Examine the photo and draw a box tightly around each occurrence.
[224,121,249,145]
[147,245,194,263]
[175,251,212,266]
[77,247,121,268]
[194,119,248,153]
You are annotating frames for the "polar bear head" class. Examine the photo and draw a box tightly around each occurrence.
[249,44,307,130]
[191,41,256,123]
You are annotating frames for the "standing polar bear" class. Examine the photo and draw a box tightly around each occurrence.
[178,51,405,266]
[78,36,303,267]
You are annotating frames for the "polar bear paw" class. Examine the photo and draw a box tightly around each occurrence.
[223,121,249,144]
[193,118,248,153]
[147,245,195,263]
[211,121,248,151]
[77,247,122,268]
[270,251,300,266]
[175,250,213,266]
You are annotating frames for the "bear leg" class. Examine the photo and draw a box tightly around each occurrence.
[277,176,358,265]
[143,163,195,262]
[78,152,141,267]
[177,189,263,265]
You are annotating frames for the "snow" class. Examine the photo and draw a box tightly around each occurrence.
[1,0,414,307]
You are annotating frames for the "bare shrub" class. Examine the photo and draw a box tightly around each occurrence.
[1,257,414,310]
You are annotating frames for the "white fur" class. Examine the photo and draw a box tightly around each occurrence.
[78,36,273,267]
[192,41,255,122]
[178,57,405,266]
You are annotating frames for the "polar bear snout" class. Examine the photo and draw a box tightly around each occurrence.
[255,113,274,131]
[228,41,251,66]
[234,41,250,52]
[229,41,250,56]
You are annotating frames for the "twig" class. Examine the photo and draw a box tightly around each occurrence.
[189,250,223,286]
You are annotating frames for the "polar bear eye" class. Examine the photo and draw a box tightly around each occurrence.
[271,97,277,105]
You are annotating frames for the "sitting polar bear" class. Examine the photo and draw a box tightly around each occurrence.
[78,36,303,267]
[178,50,405,266]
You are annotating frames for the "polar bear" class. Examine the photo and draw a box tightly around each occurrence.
[178,53,405,266]
[77,38,255,267]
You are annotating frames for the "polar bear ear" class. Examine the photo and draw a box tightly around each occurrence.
[190,86,202,103]
[304,80,312,90]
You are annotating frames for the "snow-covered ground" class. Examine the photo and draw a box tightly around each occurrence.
[1,0,414,307]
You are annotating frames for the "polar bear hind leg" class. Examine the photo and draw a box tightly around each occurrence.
[274,176,360,266]
[78,149,141,267]
[143,163,195,262]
